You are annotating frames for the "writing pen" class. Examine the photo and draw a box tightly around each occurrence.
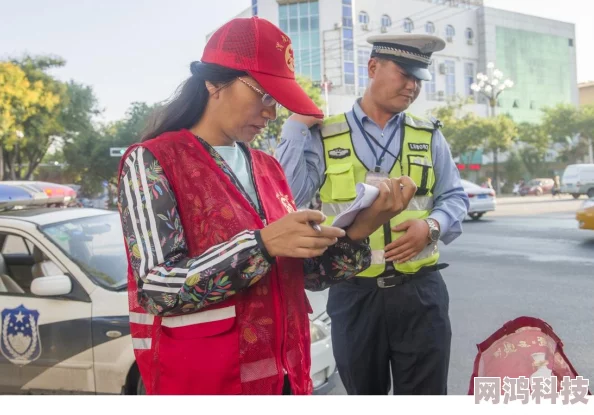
[309,221,322,232]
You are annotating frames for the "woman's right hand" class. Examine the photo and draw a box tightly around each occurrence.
[259,210,345,258]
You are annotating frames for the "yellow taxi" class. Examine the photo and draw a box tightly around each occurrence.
[576,197,594,230]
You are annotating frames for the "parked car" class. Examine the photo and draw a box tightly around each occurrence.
[0,194,336,394]
[576,197,594,231]
[462,179,496,220]
[561,164,594,199]
[519,178,555,196]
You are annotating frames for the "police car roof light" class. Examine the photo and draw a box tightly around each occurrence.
[0,182,77,211]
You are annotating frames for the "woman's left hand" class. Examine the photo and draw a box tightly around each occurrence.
[345,176,417,242]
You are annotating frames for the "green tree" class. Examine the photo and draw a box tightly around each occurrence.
[429,98,483,165]
[541,103,580,145]
[251,76,324,155]
[0,59,63,179]
[541,103,594,164]
[62,102,156,198]
[516,122,552,177]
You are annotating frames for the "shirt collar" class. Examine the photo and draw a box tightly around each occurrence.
[353,98,403,127]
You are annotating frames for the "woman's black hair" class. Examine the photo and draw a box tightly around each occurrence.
[140,62,246,142]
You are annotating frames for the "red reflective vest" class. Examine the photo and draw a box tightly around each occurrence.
[119,129,312,395]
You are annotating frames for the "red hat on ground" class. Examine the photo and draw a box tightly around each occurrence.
[201,16,324,118]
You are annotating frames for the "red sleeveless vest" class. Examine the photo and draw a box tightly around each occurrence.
[119,129,312,395]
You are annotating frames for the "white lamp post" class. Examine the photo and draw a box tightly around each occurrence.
[470,62,514,194]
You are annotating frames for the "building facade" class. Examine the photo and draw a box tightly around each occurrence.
[213,0,577,123]
[579,81,594,107]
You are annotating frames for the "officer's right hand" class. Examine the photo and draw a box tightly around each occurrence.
[288,114,324,128]
[260,210,345,258]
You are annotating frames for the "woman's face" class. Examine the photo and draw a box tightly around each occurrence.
[213,76,278,144]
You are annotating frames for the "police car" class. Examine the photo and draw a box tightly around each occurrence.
[0,189,337,394]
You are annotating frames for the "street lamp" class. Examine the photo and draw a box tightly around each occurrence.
[470,62,514,194]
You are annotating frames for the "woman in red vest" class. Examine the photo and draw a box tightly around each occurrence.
[117,16,416,395]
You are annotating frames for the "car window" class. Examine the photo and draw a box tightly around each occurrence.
[40,213,128,290]
[0,232,60,295]
[2,235,31,255]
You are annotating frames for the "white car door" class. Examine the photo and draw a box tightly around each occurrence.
[0,229,95,394]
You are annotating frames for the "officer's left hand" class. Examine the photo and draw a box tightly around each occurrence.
[384,219,431,263]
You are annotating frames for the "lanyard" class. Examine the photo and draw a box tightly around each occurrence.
[352,109,399,172]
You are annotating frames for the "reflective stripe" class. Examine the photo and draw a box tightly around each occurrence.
[321,121,350,138]
[409,241,438,262]
[129,312,154,325]
[371,250,385,265]
[161,305,235,328]
[321,202,350,216]
[407,196,433,211]
[132,337,152,350]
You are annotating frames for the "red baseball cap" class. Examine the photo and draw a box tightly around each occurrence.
[201,16,324,118]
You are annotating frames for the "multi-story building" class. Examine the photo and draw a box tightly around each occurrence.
[579,81,594,107]
[211,0,578,123]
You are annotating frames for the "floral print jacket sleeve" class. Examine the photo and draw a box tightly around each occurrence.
[118,144,370,317]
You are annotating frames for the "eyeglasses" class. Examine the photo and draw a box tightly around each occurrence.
[237,77,279,108]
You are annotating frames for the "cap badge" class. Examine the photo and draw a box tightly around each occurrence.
[285,44,295,72]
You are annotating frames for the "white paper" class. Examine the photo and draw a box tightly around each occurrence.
[331,183,380,229]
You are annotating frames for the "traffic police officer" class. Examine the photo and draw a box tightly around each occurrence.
[276,34,469,395]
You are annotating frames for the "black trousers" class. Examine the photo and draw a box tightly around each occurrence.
[327,269,451,395]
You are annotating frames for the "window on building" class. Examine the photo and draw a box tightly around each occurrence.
[358,48,371,95]
[446,25,455,41]
[342,2,355,86]
[381,14,391,28]
[464,62,474,96]
[426,21,435,34]
[278,1,321,82]
[465,28,474,44]
[344,61,355,86]
[251,0,257,16]
[426,63,436,100]
[404,18,414,33]
[445,60,456,98]
[358,11,369,25]
[569,38,574,47]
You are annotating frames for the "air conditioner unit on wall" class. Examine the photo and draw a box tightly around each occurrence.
[467,39,474,45]
[380,26,388,33]
[361,24,369,31]
[439,63,446,74]
[437,91,445,101]
[446,36,453,43]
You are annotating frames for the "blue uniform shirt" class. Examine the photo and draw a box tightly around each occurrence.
[275,99,470,245]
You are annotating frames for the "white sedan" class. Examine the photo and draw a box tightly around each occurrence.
[461,179,496,220]
[0,206,336,394]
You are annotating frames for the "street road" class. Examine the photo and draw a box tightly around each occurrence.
[326,196,593,395]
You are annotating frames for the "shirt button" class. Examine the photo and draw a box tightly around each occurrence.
[381,133,384,137]
[301,130,307,136]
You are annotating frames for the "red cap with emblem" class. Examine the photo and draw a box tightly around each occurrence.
[201,16,323,118]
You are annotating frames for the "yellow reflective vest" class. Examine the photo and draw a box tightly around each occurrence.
[319,113,439,276]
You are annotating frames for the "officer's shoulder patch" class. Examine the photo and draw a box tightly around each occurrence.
[321,115,350,139]
[404,114,436,131]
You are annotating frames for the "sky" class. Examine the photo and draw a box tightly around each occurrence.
[1,0,592,122]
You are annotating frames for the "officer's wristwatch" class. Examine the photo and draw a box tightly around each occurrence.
[424,218,440,243]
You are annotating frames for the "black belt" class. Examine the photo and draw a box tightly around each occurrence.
[351,263,448,289]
